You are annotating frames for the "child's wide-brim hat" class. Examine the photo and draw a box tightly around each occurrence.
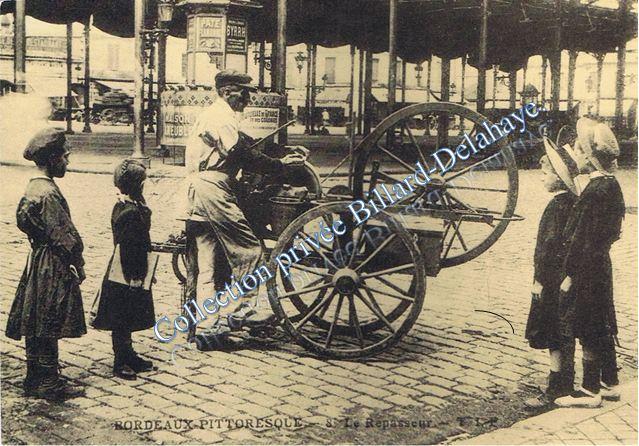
[576,117,620,171]
[543,136,579,195]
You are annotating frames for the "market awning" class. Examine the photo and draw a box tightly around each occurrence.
[1,0,636,70]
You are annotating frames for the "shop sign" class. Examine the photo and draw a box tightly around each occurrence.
[160,90,282,146]
[226,18,247,55]
[0,36,82,59]
[195,16,224,53]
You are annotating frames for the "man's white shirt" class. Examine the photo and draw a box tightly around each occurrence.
[177,98,242,221]
[184,98,241,174]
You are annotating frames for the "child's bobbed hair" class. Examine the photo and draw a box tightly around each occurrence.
[114,159,147,196]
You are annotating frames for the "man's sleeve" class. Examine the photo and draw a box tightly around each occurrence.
[185,117,205,174]
[218,117,239,157]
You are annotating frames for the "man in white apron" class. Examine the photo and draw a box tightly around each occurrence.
[182,70,303,348]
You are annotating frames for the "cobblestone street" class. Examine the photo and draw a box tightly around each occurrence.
[1,165,637,444]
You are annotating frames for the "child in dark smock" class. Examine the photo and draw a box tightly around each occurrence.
[92,159,156,380]
[524,155,576,408]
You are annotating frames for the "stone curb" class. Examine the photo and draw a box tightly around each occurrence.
[457,381,638,445]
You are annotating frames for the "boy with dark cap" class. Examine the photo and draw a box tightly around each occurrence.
[555,118,626,408]
[6,128,86,401]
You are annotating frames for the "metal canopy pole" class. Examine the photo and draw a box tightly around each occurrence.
[258,41,266,89]
[595,53,604,116]
[305,44,312,134]
[310,44,317,134]
[426,56,431,102]
[357,48,364,134]
[541,56,547,106]
[66,22,74,134]
[477,0,488,113]
[82,16,92,133]
[492,65,497,108]
[387,0,398,116]
[509,69,516,109]
[363,50,373,135]
[401,59,406,105]
[349,45,356,121]
[441,57,450,101]
[567,51,577,108]
[615,0,628,132]
[132,0,147,162]
[157,32,167,147]
[550,0,562,111]
[14,0,25,93]
[275,0,288,143]
[146,40,155,134]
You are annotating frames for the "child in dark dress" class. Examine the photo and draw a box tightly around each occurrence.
[92,159,156,380]
[524,155,576,408]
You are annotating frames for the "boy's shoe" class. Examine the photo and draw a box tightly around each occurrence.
[33,383,85,402]
[599,382,621,401]
[555,387,602,408]
[127,353,155,373]
[113,363,137,381]
[524,392,554,409]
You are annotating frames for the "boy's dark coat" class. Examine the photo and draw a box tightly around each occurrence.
[525,192,575,349]
[562,175,625,342]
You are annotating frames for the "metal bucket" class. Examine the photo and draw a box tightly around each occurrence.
[269,196,312,237]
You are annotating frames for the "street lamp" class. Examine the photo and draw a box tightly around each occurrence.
[294,51,308,74]
[157,0,175,25]
[141,0,175,134]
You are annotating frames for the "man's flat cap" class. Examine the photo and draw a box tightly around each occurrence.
[23,128,66,161]
[215,69,257,91]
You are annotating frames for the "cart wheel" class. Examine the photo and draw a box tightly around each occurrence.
[267,202,426,359]
[556,125,577,149]
[351,102,518,268]
[171,251,187,284]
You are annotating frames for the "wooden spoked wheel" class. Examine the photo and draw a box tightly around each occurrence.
[351,102,519,268]
[267,202,426,359]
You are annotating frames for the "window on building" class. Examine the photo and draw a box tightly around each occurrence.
[372,58,379,83]
[325,57,336,84]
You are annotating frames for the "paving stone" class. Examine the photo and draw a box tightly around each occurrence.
[355,382,391,399]
[275,403,313,419]
[184,429,224,444]
[235,402,276,419]
[415,384,453,399]
[384,394,420,407]
[97,394,138,409]
[289,384,326,399]
[351,395,392,410]
[148,430,189,444]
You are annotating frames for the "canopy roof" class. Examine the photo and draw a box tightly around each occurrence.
[1,0,636,70]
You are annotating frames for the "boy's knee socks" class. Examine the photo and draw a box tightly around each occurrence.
[582,357,602,394]
[599,337,619,386]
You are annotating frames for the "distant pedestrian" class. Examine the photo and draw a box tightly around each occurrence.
[92,159,156,380]
[524,151,577,408]
[5,128,86,401]
[555,118,625,408]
